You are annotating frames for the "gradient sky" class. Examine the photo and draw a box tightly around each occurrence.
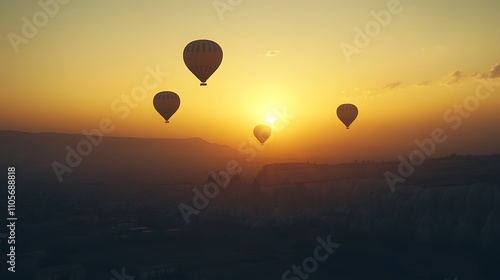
[1,0,499,162]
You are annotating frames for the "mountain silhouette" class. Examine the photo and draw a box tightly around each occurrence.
[0,130,245,185]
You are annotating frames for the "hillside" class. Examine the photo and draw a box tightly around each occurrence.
[0,130,245,185]
[203,155,500,250]
[253,155,500,188]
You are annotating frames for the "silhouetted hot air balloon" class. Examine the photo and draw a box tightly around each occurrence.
[253,125,271,144]
[337,104,358,129]
[153,91,180,123]
[183,39,223,86]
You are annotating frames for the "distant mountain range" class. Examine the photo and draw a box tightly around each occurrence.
[2,130,499,188]
[253,155,500,188]
[0,130,245,185]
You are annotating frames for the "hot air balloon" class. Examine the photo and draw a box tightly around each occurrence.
[183,39,223,86]
[337,104,358,129]
[253,125,271,144]
[153,91,180,123]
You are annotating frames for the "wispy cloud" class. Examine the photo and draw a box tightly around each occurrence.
[265,50,281,57]
[442,70,466,85]
[367,60,500,97]
[416,80,431,86]
[477,61,500,79]
[382,82,402,90]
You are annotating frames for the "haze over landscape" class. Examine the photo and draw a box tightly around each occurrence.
[1,0,500,279]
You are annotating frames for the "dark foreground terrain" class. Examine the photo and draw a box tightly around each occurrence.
[1,155,500,279]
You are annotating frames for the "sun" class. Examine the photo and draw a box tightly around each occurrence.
[267,115,277,125]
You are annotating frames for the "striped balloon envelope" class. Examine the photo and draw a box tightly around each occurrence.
[153,91,181,123]
[183,39,223,86]
[336,104,358,129]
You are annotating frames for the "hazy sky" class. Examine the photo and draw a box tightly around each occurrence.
[1,0,499,162]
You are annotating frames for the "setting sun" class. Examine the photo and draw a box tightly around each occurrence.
[2,1,500,279]
[1,1,499,162]
[266,115,277,125]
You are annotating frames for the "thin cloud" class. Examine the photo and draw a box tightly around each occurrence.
[474,72,488,79]
[442,70,466,85]
[416,81,430,86]
[382,82,402,90]
[265,50,281,57]
[479,61,500,79]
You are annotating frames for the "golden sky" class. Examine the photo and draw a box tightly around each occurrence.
[1,0,499,162]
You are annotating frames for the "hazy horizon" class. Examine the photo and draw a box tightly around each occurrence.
[2,0,500,163]
[4,129,499,166]
[1,1,500,279]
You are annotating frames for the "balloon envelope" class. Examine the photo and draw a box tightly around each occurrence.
[253,125,272,144]
[183,39,223,86]
[337,104,358,129]
[153,91,180,123]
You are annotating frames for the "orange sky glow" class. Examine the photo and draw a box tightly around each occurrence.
[1,0,500,163]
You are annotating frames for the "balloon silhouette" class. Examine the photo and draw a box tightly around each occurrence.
[183,39,223,86]
[337,104,358,129]
[153,91,180,123]
[253,125,272,144]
